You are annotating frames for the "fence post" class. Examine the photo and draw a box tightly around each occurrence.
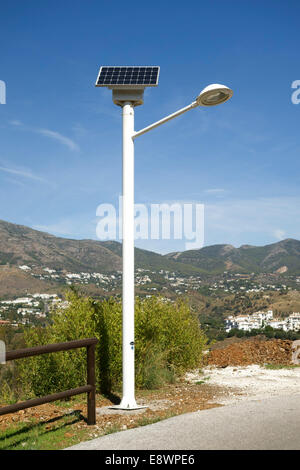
[1,338,98,422]
[87,343,96,425]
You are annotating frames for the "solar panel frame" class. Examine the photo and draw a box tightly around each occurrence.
[95,66,160,88]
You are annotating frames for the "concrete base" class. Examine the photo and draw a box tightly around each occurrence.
[109,404,148,411]
[97,406,147,416]
[97,399,172,416]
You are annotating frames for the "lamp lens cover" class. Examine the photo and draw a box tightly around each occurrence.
[204,91,227,104]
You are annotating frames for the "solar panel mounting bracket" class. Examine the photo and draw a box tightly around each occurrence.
[111,88,145,107]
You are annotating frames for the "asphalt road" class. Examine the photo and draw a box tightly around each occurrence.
[67,393,300,450]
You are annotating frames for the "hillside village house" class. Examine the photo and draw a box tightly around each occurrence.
[225,310,300,333]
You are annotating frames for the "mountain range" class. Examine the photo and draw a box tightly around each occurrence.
[166,239,300,275]
[1,219,300,276]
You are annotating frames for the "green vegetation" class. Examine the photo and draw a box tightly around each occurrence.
[11,290,207,400]
[226,326,300,341]
[0,325,25,402]
[0,411,89,450]
[195,376,210,385]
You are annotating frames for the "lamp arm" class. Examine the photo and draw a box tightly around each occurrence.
[132,100,198,139]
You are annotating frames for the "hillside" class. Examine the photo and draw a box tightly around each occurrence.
[0,266,57,297]
[165,239,300,274]
[0,220,300,280]
[0,220,122,273]
[102,241,201,274]
[0,220,200,276]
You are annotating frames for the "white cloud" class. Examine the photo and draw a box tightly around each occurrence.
[0,165,46,183]
[2,177,27,188]
[274,229,286,240]
[33,216,97,239]
[204,197,300,245]
[36,128,79,152]
[9,120,23,126]
[9,120,79,152]
[34,222,74,236]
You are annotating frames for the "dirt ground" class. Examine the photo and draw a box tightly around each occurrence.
[0,381,227,435]
[186,337,300,405]
[1,338,299,444]
[207,338,294,367]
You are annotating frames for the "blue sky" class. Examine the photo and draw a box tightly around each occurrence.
[0,0,300,254]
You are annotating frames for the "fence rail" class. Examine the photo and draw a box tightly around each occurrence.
[0,338,98,425]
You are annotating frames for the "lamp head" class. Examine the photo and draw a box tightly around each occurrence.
[196,83,233,107]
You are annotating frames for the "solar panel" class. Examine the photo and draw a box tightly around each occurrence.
[95,66,160,87]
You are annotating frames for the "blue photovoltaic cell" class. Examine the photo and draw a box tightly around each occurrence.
[96,66,159,87]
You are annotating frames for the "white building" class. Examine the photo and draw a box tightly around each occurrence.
[19,265,31,271]
[287,313,300,332]
[225,310,300,333]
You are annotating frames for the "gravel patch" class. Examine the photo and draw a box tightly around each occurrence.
[186,365,300,404]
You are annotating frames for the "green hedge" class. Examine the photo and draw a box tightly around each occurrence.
[18,291,207,397]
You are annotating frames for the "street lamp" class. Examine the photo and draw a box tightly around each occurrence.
[95,66,233,409]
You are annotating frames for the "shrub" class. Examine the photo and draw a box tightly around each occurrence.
[135,297,207,378]
[95,296,207,391]
[135,343,176,389]
[18,290,97,398]
[236,329,245,338]
[18,292,207,397]
[94,297,122,393]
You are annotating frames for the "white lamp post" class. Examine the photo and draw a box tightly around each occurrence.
[95,67,233,409]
